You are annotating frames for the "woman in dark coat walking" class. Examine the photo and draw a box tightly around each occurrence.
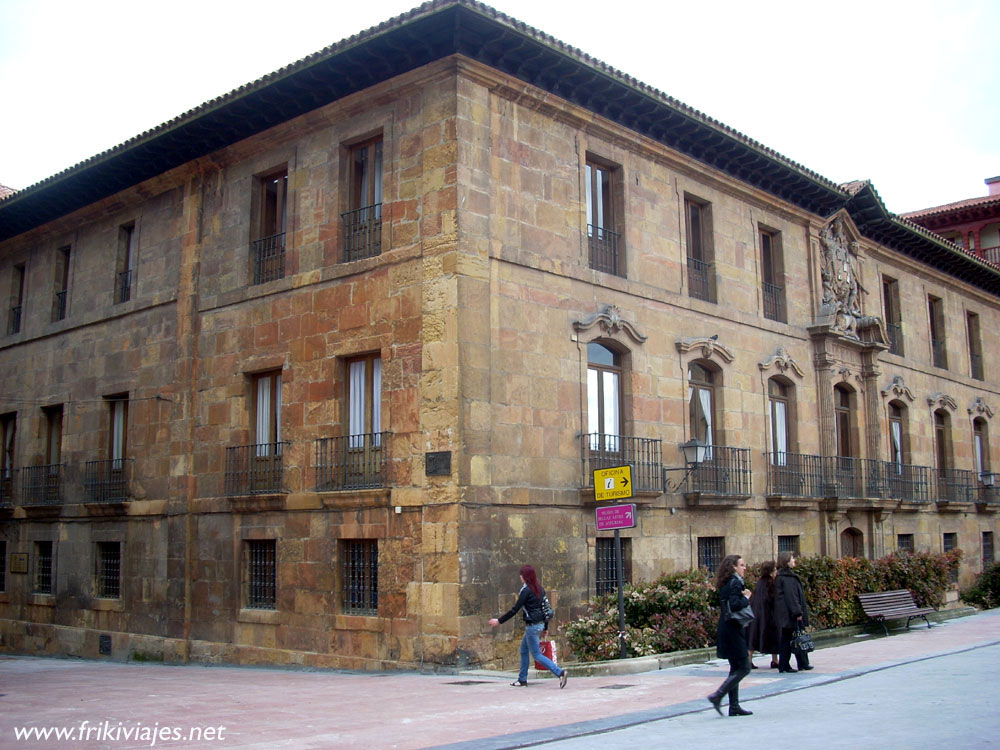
[747,560,780,669]
[774,551,813,672]
[707,554,754,717]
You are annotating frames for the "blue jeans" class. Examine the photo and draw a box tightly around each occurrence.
[519,622,563,682]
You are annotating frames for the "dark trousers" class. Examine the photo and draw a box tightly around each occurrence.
[779,626,811,669]
[713,648,751,706]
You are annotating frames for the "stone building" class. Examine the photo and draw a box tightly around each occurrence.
[902,176,1000,266]
[1,1,998,670]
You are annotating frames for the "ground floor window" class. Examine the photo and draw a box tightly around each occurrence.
[982,532,994,568]
[595,537,632,596]
[246,540,277,609]
[777,535,800,557]
[34,541,53,594]
[897,534,915,554]
[95,542,121,599]
[342,539,378,614]
[697,536,724,572]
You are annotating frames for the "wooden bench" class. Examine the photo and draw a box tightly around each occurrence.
[857,589,936,636]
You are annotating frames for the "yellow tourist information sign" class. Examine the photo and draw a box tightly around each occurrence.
[593,465,634,502]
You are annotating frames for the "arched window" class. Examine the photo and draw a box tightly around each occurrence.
[688,362,716,452]
[587,342,622,452]
[768,377,793,464]
[974,417,990,477]
[841,527,864,558]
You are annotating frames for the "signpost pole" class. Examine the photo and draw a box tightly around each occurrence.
[614,526,627,659]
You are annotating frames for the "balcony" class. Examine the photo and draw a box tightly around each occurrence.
[687,256,715,302]
[115,270,132,304]
[977,474,999,511]
[765,452,825,501]
[886,323,903,356]
[762,282,785,323]
[84,459,133,503]
[935,468,974,509]
[685,446,752,503]
[7,305,21,335]
[251,233,286,285]
[225,443,287,496]
[315,433,389,491]
[342,204,382,263]
[978,245,1000,265]
[885,462,932,504]
[588,224,623,277]
[20,464,63,506]
[582,434,663,493]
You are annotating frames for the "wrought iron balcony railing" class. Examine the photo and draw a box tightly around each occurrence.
[686,256,715,302]
[582,434,663,493]
[116,270,132,304]
[978,474,1000,506]
[84,458,133,503]
[979,246,1000,265]
[225,442,287,496]
[765,452,825,498]
[7,305,21,335]
[587,224,623,277]
[762,282,785,323]
[886,323,903,356]
[315,433,390,491]
[21,464,63,505]
[884,462,932,503]
[936,468,974,504]
[687,446,751,496]
[341,204,382,263]
[251,233,286,285]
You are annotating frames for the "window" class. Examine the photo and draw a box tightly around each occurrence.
[834,385,855,458]
[251,168,287,285]
[974,418,991,478]
[760,228,785,322]
[1,412,16,501]
[44,405,63,466]
[928,295,947,368]
[586,158,623,276]
[347,354,382,448]
[587,342,622,452]
[897,533,914,554]
[777,535,800,556]
[943,532,959,583]
[342,137,383,262]
[108,396,128,466]
[342,539,378,614]
[34,540,53,594]
[95,542,121,599]
[882,277,903,355]
[983,532,995,567]
[967,312,983,380]
[888,402,908,470]
[246,540,276,610]
[689,363,716,451]
[0,540,6,592]
[116,223,136,304]
[768,378,792,462]
[934,410,952,477]
[53,245,70,321]
[596,537,632,596]
[253,371,282,453]
[697,536,724,571]
[8,263,25,335]
[685,197,714,302]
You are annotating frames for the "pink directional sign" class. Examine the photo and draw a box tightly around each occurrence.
[595,503,636,531]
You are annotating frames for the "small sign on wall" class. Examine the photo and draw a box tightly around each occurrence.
[9,553,28,573]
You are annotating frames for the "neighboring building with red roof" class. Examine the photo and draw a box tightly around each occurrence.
[903,177,1000,266]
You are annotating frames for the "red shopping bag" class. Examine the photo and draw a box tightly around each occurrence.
[535,640,557,670]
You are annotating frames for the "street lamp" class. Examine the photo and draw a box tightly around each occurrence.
[663,438,708,492]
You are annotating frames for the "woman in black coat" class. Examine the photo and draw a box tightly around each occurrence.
[774,551,813,672]
[707,554,754,717]
[746,560,780,669]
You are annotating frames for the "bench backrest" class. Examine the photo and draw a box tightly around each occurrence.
[857,589,916,612]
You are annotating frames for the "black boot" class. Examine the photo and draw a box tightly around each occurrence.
[727,686,753,716]
[707,692,724,716]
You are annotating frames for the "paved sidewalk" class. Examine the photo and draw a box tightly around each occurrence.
[2,609,999,750]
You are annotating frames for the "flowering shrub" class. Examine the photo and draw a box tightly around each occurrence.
[961,562,1000,609]
[561,551,960,662]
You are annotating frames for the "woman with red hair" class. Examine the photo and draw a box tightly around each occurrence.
[489,564,568,688]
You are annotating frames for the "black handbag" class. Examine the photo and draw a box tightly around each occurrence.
[726,599,755,626]
[791,625,814,653]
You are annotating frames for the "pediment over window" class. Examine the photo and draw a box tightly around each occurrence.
[881,375,915,402]
[968,396,995,418]
[758,347,804,378]
[573,304,647,344]
[675,336,734,363]
[927,392,958,411]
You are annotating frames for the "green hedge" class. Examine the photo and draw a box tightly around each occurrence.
[961,562,1000,609]
[561,551,961,662]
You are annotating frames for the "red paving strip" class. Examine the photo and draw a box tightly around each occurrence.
[2,609,999,750]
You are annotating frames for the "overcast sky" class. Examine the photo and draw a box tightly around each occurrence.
[1,0,997,214]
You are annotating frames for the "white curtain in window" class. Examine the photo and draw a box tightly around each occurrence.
[975,434,985,476]
[111,400,125,465]
[585,165,593,234]
[587,368,599,449]
[603,371,619,451]
[349,360,366,448]
[256,377,271,456]
[891,421,903,473]
[372,357,382,447]
[771,400,787,465]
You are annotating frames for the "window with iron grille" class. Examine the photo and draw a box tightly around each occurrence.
[983,532,995,567]
[595,537,632,597]
[342,539,378,614]
[760,228,785,322]
[0,540,6,593]
[342,137,383,263]
[116,223,136,304]
[586,157,624,276]
[943,532,959,584]
[697,536,724,572]
[685,197,715,302]
[246,540,276,610]
[251,168,287,285]
[35,540,53,594]
[53,245,70,322]
[95,542,121,598]
[928,295,947,369]
[897,533,914,554]
[882,276,903,356]
[8,263,25,335]
[777,535,799,556]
